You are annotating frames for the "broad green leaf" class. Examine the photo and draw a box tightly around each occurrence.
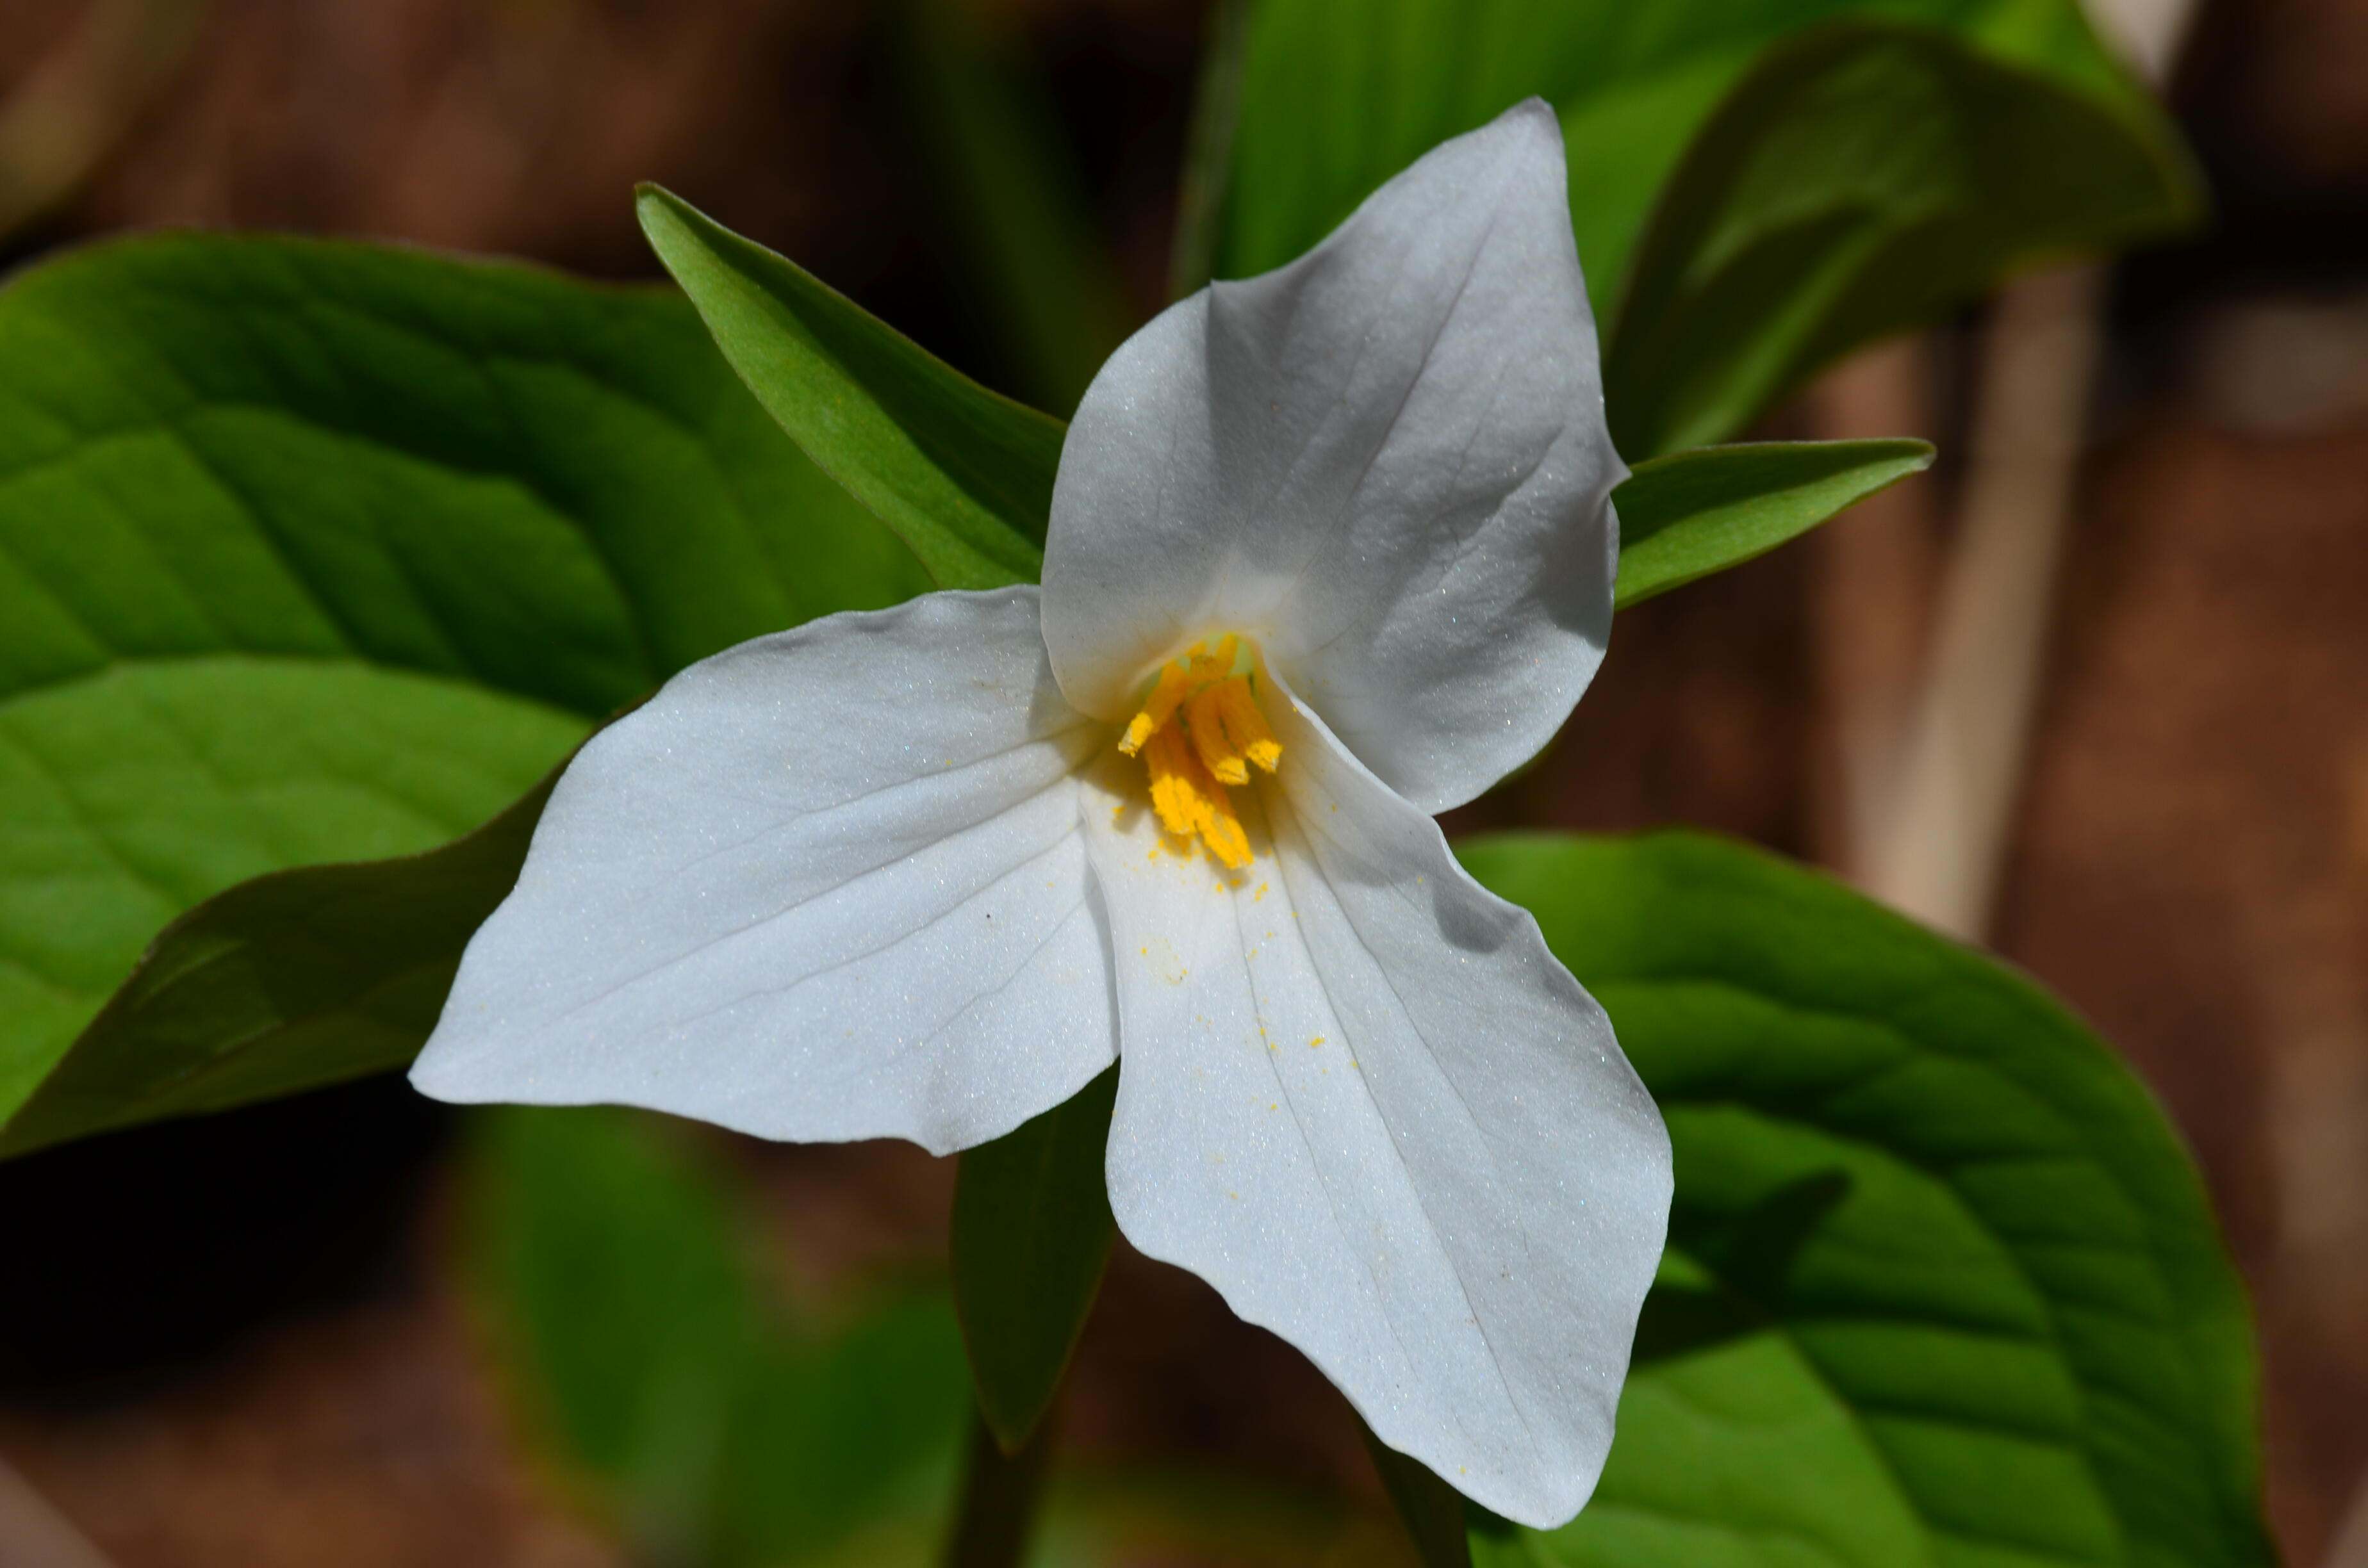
[469,1106,761,1553]
[0,233,928,1152]
[1612,438,1934,607]
[0,701,570,1158]
[1456,832,2273,1568]
[951,1064,1118,1451]
[467,1107,972,1565]
[474,1112,1402,1568]
[637,186,1063,589]
[1219,0,2153,315]
[894,0,1135,415]
[723,1297,973,1564]
[1607,23,2199,455]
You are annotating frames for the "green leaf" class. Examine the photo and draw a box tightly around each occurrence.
[0,233,928,1152]
[469,1106,761,1555]
[467,1107,972,1566]
[1612,438,1933,607]
[892,0,1135,415]
[950,1065,1118,1452]
[1168,0,1253,300]
[1607,22,2199,455]
[637,186,1063,590]
[1218,0,2157,317]
[725,1294,974,1565]
[1456,831,2273,1568]
[0,706,574,1158]
[475,1105,1399,1568]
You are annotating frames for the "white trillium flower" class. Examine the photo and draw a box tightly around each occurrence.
[413,99,1671,1527]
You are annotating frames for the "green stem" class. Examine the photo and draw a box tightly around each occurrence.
[1359,1419,1473,1568]
[941,1405,1056,1568]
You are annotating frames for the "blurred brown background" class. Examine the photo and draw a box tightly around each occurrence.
[0,1,2362,1564]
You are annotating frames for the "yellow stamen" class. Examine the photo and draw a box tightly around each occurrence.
[1185,685,1249,785]
[1118,636,1276,869]
[1142,723,1199,838]
[1118,662,1194,756]
[1143,721,1251,869]
[1210,676,1281,774]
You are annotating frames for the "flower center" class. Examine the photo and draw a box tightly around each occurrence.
[1115,634,1281,870]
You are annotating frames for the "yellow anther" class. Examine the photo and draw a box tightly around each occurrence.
[1119,662,1194,756]
[1142,723,1201,839]
[1144,722,1251,869]
[1200,798,1251,869]
[1185,685,1249,785]
[1121,637,1272,869]
[1210,676,1281,774]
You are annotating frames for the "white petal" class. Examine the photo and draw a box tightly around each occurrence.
[413,587,1116,1157]
[1043,99,1622,813]
[1078,669,1670,1526]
